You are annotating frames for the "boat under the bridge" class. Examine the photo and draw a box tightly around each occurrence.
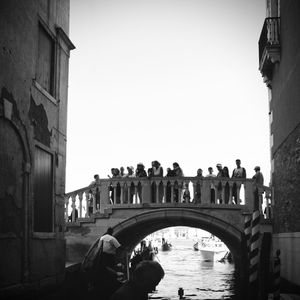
[194,236,229,262]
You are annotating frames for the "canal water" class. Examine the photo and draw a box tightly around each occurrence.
[148,238,236,300]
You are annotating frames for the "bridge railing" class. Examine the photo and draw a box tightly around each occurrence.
[65,177,272,222]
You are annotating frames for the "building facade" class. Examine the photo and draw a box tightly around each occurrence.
[0,1,74,297]
[259,0,300,289]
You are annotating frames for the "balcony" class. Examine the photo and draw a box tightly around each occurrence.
[258,17,280,86]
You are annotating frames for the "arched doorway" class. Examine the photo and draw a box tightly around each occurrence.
[0,117,27,287]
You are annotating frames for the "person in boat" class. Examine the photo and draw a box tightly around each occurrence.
[100,227,121,269]
[89,227,124,299]
[130,240,156,271]
[110,260,165,300]
[161,237,171,251]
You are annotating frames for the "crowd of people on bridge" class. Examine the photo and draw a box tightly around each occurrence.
[91,159,263,185]
[84,159,264,215]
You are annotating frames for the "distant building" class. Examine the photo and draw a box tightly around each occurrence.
[259,0,300,289]
[0,0,74,297]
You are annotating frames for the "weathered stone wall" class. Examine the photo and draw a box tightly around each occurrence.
[0,0,73,297]
[264,1,300,289]
[272,123,300,233]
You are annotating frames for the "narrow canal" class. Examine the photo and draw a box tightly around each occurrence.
[148,238,237,300]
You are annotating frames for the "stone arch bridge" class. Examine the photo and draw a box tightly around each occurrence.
[65,176,273,285]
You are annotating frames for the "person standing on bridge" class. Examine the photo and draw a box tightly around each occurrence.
[194,168,204,204]
[206,167,216,203]
[222,166,230,204]
[89,174,101,213]
[216,164,224,204]
[165,167,175,202]
[124,166,135,203]
[231,159,246,178]
[252,166,264,212]
[252,166,264,186]
[136,163,147,178]
[149,161,164,203]
[231,159,246,204]
[173,162,183,202]
[136,163,147,202]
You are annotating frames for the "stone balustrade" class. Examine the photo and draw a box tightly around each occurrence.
[65,177,272,222]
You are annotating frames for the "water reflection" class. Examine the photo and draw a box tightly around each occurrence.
[148,238,236,300]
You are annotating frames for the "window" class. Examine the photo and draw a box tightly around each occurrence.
[33,146,53,232]
[37,25,55,96]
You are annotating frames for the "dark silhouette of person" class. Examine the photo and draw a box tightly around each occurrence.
[172,162,183,202]
[111,260,164,300]
[68,208,78,222]
[194,168,203,204]
[222,166,230,204]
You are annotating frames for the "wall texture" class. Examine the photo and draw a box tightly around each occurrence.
[0,0,74,297]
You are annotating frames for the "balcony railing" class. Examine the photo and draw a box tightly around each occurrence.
[65,177,272,222]
[258,17,280,84]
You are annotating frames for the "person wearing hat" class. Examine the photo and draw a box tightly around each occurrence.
[216,164,223,178]
[126,166,135,177]
[136,163,147,178]
[252,166,264,212]
[252,166,264,186]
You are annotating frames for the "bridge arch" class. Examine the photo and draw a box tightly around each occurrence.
[113,208,248,280]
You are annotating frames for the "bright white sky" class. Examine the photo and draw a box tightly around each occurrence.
[66,0,270,192]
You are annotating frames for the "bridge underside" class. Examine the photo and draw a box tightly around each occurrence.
[111,208,248,281]
[114,208,241,253]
